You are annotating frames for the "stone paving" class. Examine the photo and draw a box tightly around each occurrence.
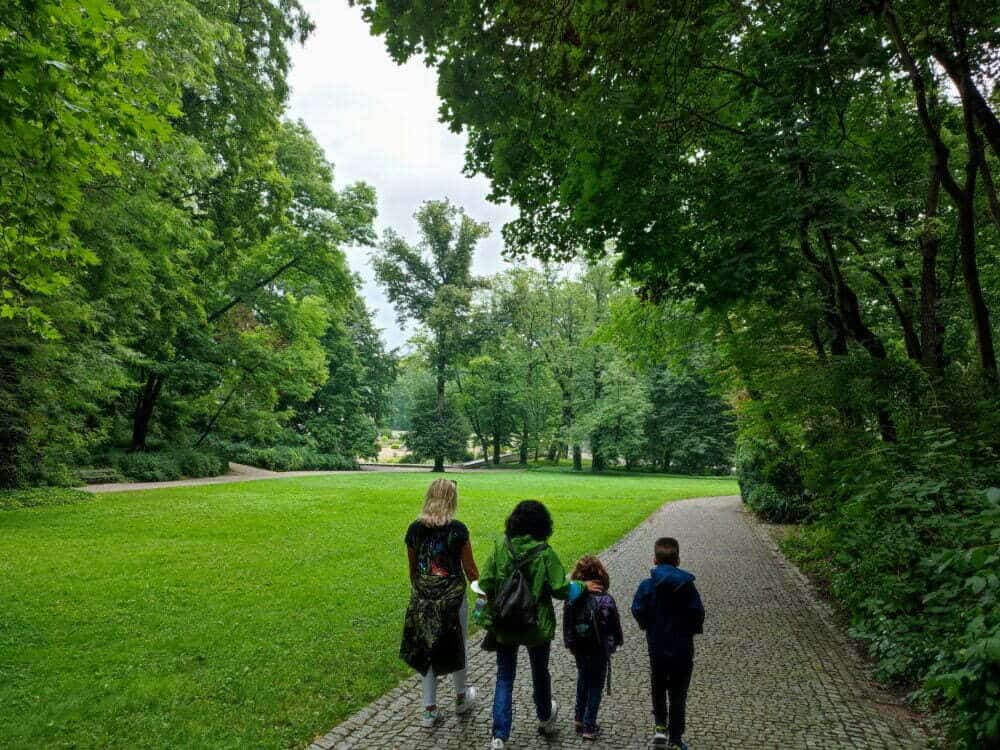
[309,496,928,749]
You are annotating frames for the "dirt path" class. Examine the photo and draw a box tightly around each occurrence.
[310,496,927,749]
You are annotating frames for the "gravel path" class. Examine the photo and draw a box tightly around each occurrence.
[309,495,927,750]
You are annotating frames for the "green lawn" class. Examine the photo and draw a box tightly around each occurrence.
[0,469,736,749]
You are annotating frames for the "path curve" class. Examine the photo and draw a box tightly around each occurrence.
[310,496,927,749]
[81,461,444,494]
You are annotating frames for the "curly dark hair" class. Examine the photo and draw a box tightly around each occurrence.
[571,555,611,590]
[505,499,553,541]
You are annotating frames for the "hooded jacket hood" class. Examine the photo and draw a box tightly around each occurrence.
[649,563,695,592]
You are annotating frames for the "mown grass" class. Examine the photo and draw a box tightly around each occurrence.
[0,469,736,749]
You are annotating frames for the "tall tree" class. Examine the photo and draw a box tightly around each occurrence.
[373,199,488,471]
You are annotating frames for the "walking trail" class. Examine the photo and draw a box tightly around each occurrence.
[81,462,444,494]
[310,496,927,750]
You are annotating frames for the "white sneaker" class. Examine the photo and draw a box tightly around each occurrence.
[455,685,478,716]
[421,708,442,728]
[538,699,559,735]
[652,727,668,747]
[490,738,505,749]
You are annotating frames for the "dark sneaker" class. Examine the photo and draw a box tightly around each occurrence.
[668,741,689,750]
[582,724,602,740]
[538,699,559,736]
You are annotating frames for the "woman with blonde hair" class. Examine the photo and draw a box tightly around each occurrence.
[401,478,481,728]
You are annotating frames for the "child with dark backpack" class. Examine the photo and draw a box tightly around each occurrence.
[477,500,603,750]
[563,555,624,741]
[631,537,705,750]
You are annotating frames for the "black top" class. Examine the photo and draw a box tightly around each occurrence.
[405,519,470,579]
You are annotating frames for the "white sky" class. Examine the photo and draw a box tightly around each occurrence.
[285,0,519,349]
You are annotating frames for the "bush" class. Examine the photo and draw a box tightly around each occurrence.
[219,442,356,471]
[782,429,1000,748]
[744,482,811,523]
[737,438,809,522]
[1,487,91,511]
[172,448,228,478]
[117,452,183,482]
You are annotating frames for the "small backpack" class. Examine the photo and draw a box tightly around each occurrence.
[491,538,548,632]
[569,593,603,654]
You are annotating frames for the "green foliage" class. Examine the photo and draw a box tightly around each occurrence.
[736,440,809,523]
[373,199,488,469]
[221,442,356,472]
[783,429,1000,746]
[109,448,227,482]
[0,487,91,511]
[403,382,472,464]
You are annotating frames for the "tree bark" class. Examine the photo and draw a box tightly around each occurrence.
[879,0,997,382]
[433,370,445,472]
[919,169,945,373]
[130,372,164,452]
[572,444,582,471]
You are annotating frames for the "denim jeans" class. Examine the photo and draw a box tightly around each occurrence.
[491,641,552,740]
[573,652,608,730]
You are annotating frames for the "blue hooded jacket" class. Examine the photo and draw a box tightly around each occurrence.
[631,564,705,659]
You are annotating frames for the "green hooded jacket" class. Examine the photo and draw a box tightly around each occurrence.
[479,534,583,647]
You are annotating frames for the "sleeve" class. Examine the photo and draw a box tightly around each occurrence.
[688,583,705,635]
[562,600,573,649]
[404,522,416,548]
[545,550,583,601]
[453,521,470,545]
[478,541,498,598]
[631,579,654,630]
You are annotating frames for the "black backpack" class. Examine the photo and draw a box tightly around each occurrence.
[491,538,548,632]
[569,593,603,654]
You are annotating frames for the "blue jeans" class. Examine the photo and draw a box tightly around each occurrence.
[491,642,552,740]
[574,652,607,730]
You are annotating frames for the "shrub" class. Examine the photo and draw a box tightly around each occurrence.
[782,429,1000,748]
[117,452,183,482]
[1,487,91,511]
[744,482,811,523]
[172,448,228,478]
[737,438,809,522]
[218,442,356,471]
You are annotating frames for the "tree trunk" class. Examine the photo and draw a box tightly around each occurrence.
[492,431,501,465]
[433,371,445,472]
[130,372,164,452]
[572,444,582,471]
[0,339,29,489]
[519,431,528,465]
[919,169,945,373]
[547,443,558,462]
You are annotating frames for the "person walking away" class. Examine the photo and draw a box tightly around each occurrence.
[478,499,603,749]
[563,555,624,741]
[400,479,480,728]
[631,537,705,750]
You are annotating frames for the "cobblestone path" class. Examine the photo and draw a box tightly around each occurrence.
[310,496,927,749]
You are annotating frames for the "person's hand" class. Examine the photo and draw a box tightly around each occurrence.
[585,580,604,594]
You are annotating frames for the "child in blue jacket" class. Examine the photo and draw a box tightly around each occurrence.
[631,537,705,750]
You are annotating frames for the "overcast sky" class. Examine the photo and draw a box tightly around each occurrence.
[285,1,519,349]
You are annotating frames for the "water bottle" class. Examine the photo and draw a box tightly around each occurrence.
[472,595,488,624]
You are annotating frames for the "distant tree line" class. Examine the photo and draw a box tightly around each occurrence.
[375,202,734,475]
